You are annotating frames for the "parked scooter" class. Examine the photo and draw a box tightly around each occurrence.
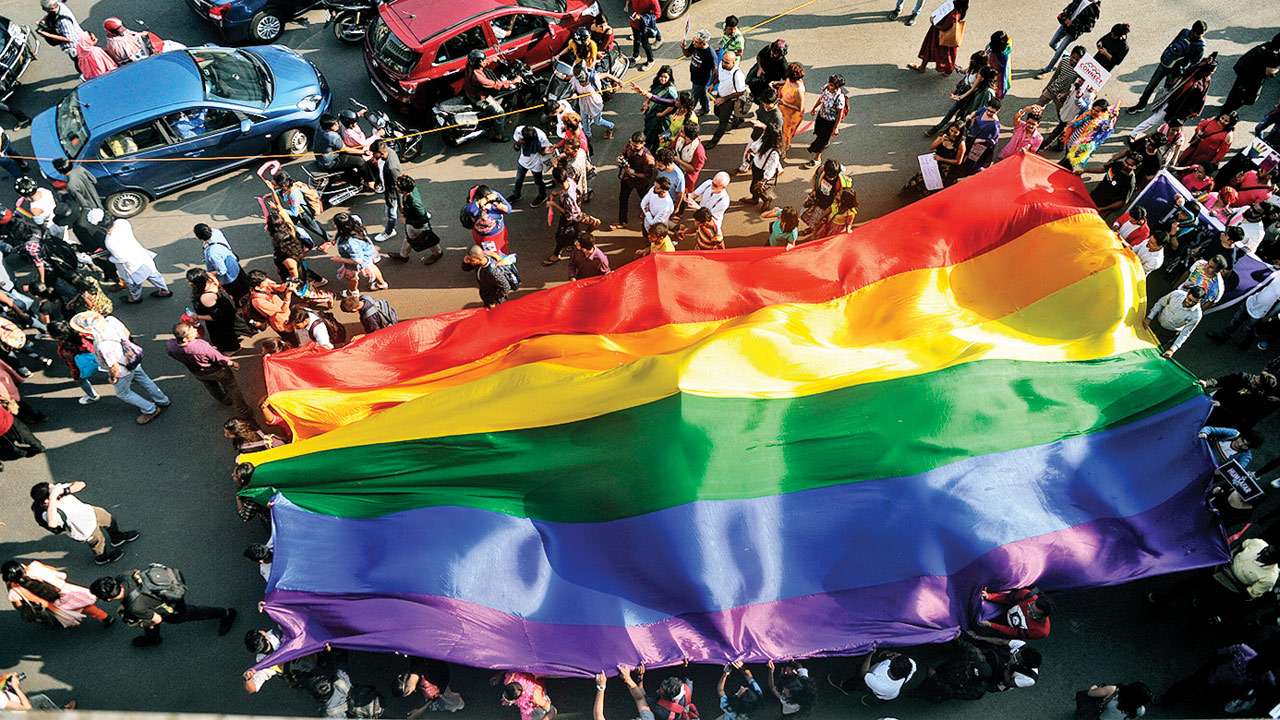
[322,0,381,43]
[432,58,538,147]
[349,98,422,162]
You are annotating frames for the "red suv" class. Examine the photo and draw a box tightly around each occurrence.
[364,0,600,110]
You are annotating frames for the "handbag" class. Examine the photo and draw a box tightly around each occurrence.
[1073,688,1115,720]
[939,20,966,48]
[407,215,442,252]
[120,339,145,370]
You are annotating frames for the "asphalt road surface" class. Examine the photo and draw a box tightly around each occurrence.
[2,0,1279,716]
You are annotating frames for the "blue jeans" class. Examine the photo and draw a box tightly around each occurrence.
[690,81,710,115]
[892,0,924,14]
[1040,25,1073,73]
[0,136,25,179]
[580,107,614,138]
[113,363,169,414]
[383,196,399,235]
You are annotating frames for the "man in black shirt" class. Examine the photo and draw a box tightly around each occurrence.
[90,568,236,647]
[1221,33,1280,116]
[313,114,373,183]
[1089,153,1138,217]
[681,31,716,115]
[1094,23,1130,71]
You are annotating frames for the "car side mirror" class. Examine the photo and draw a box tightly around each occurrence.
[239,118,253,134]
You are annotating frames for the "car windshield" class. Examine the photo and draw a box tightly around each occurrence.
[370,17,419,76]
[516,0,566,11]
[188,48,270,105]
[55,92,90,159]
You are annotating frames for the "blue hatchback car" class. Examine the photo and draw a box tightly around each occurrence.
[31,46,330,217]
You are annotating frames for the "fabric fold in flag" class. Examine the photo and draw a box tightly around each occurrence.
[245,153,1226,676]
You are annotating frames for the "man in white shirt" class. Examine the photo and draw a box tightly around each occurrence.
[1210,269,1280,349]
[1234,206,1267,254]
[640,177,675,231]
[858,650,916,701]
[1146,285,1205,357]
[1130,234,1167,276]
[29,480,139,564]
[69,310,171,423]
[707,52,746,147]
[689,172,731,231]
[90,208,171,303]
[510,125,551,205]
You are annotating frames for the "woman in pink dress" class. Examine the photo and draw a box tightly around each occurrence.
[4,560,111,627]
[909,0,969,75]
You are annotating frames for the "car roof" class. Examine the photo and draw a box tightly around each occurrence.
[77,51,204,128]
[384,0,571,46]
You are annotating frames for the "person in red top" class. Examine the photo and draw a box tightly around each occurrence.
[1112,206,1151,246]
[976,586,1053,640]
[1228,165,1277,207]
[1179,164,1215,194]
[1180,112,1238,167]
[627,0,662,69]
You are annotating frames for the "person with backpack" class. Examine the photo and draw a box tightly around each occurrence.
[69,310,171,424]
[393,176,442,265]
[463,186,513,254]
[464,245,519,309]
[267,172,328,248]
[651,662,698,720]
[340,292,398,335]
[90,564,235,647]
[288,304,339,350]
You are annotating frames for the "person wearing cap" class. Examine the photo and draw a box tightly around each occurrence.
[69,310,171,423]
[52,158,100,211]
[35,0,84,62]
[90,208,171,303]
[1145,285,1206,358]
[689,172,732,232]
[101,18,150,65]
[681,30,717,115]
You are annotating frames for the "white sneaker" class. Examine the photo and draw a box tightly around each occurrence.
[79,394,100,405]
[373,229,397,243]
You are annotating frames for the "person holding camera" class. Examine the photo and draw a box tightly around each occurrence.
[612,133,655,230]
[90,564,236,647]
[29,481,139,565]
[2,672,73,711]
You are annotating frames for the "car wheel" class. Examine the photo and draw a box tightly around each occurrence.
[249,9,285,43]
[662,0,689,21]
[277,128,309,155]
[105,190,148,219]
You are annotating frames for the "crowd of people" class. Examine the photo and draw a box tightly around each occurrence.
[3,0,1280,717]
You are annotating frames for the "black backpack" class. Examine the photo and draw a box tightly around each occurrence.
[346,685,384,718]
[129,564,187,604]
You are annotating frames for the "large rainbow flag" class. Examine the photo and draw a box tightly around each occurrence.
[242,154,1226,675]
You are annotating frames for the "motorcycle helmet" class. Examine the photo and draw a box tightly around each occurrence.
[467,49,486,67]
[338,109,359,126]
[103,17,124,34]
[13,177,36,197]
[572,27,589,45]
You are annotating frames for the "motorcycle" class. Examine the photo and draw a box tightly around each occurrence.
[543,49,629,106]
[322,0,380,43]
[349,98,423,162]
[432,58,539,148]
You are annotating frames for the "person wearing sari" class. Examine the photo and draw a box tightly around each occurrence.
[985,31,1013,99]
[778,62,806,155]
[909,0,968,75]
